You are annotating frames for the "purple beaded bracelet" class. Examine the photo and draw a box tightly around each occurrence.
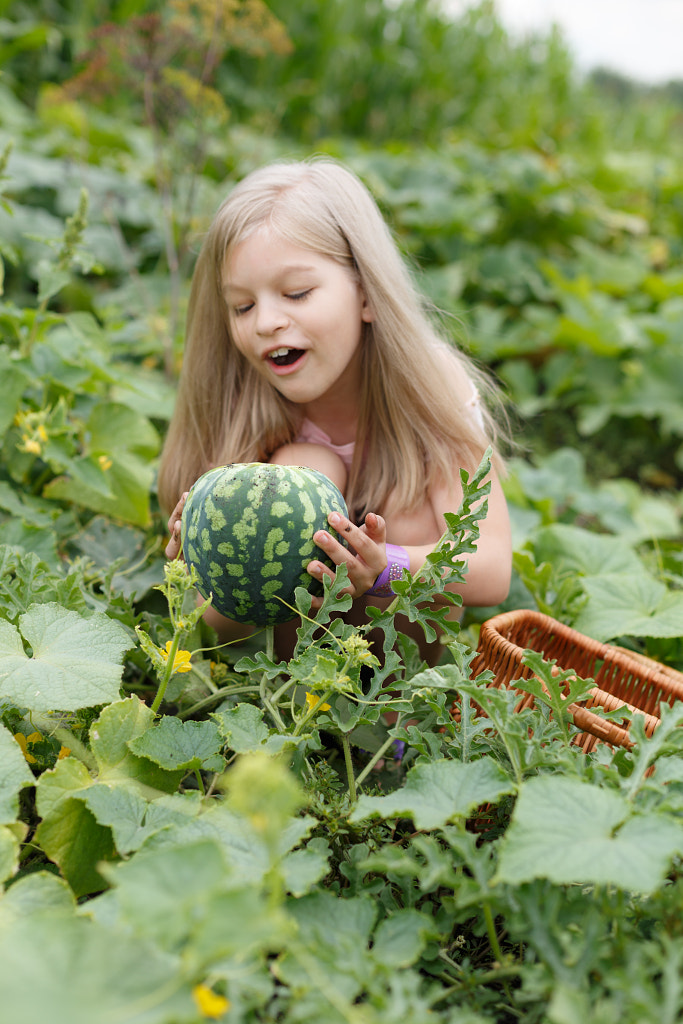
[366,543,410,597]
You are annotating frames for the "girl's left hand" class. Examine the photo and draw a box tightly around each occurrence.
[308,511,388,600]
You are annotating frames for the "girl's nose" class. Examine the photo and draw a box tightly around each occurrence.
[255,298,288,336]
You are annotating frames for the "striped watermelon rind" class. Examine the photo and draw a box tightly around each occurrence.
[181,462,348,625]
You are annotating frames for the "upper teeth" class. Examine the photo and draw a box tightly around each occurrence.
[270,347,290,358]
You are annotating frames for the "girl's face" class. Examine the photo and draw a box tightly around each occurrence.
[222,227,372,415]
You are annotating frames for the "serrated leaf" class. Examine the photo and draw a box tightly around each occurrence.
[0,723,35,824]
[128,716,226,772]
[350,757,516,829]
[0,603,130,712]
[496,776,683,894]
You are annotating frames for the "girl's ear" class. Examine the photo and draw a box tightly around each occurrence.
[360,288,374,323]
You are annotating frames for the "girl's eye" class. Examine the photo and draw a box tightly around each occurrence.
[232,303,253,316]
[287,289,311,302]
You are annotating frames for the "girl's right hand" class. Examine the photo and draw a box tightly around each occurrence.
[165,492,188,560]
[308,510,389,599]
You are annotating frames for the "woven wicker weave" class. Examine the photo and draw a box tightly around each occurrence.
[469,609,683,753]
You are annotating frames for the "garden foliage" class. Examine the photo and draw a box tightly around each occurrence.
[1,1,683,1021]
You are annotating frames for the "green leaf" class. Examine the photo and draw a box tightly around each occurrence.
[573,572,683,641]
[44,451,154,528]
[280,838,331,897]
[213,702,270,753]
[128,716,226,772]
[528,523,643,578]
[496,776,683,894]
[0,825,19,884]
[350,757,516,829]
[0,723,35,824]
[140,802,317,886]
[0,603,130,712]
[90,698,184,794]
[80,786,202,855]
[278,893,377,999]
[97,839,293,963]
[0,913,194,1024]
[212,704,306,756]
[36,264,71,304]
[371,908,435,968]
[0,349,30,436]
[0,871,75,927]
[35,796,117,897]
[43,402,159,527]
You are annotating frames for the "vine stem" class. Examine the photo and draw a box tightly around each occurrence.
[260,626,286,731]
[354,720,404,788]
[150,632,181,714]
[342,734,357,804]
[483,901,505,964]
[292,689,334,737]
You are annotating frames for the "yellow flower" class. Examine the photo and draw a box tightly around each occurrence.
[161,641,193,673]
[14,733,36,763]
[37,424,48,441]
[21,436,42,456]
[305,691,331,712]
[98,454,112,471]
[58,746,71,759]
[192,984,230,1019]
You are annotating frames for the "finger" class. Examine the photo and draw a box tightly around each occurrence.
[363,512,386,541]
[327,512,384,567]
[327,510,354,540]
[308,561,336,583]
[166,492,188,534]
[313,529,348,566]
[165,534,181,560]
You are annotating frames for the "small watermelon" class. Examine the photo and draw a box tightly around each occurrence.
[181,462,348,625]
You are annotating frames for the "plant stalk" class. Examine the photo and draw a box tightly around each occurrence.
[342,733,357,803]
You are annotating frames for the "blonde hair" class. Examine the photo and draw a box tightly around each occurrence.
[157,157,505,518]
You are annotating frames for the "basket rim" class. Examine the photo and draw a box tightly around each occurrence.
[477,608,683,691]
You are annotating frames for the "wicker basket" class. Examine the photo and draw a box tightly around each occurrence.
[469,609,683,753]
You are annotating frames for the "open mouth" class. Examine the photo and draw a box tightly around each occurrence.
[267,347,305,367]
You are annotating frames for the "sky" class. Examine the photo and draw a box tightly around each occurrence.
[447,0,683,84]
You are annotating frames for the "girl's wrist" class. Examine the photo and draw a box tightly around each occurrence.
[365,544,410,597]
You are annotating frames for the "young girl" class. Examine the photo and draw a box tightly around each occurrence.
[159,157,511,656]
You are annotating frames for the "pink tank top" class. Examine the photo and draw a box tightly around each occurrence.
[295,418,356,471]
